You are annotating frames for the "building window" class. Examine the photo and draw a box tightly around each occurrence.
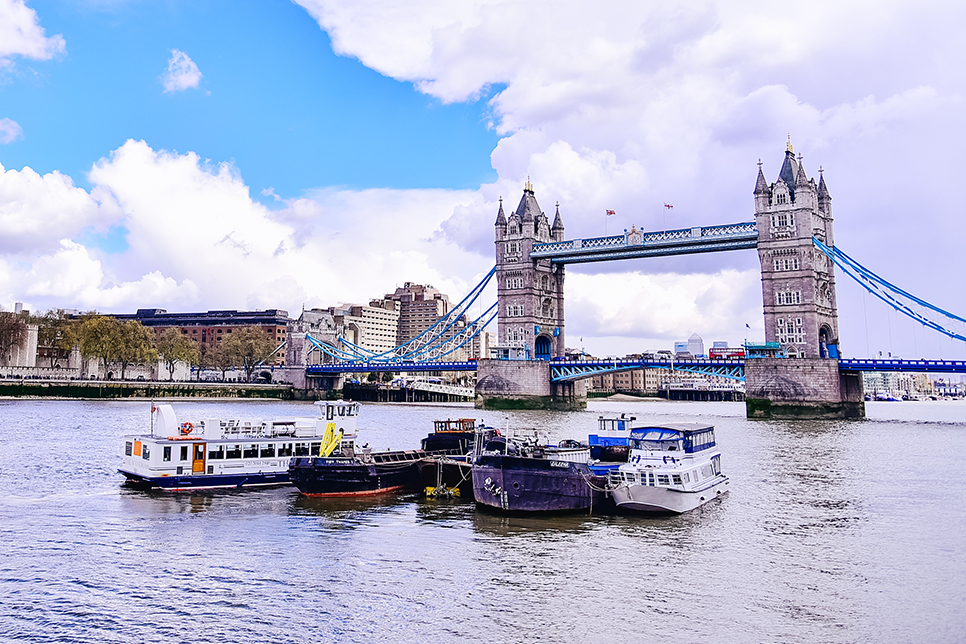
[773,257,800,271]
[776,290,802,306]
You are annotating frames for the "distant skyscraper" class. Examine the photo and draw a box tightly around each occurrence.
[687,333,705,357]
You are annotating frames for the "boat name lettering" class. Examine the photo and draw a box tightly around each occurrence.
[550,461,570,469]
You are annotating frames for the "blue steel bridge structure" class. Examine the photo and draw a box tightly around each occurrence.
[303,219,966,383]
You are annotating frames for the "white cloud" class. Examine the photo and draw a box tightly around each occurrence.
[289,0,966,359]
[0,139,488,315]
[0,118,23,144]
[161,49,202,93]
[4,1,966,361]
[0,161,113,255]
[0,0,66,67]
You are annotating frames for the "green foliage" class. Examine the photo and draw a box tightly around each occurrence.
[200,342,233,379]
[78,314,122,367]
[33,309,78,367]
[222,326,277,381]
[156,327,200,381]
[0,311,29,366]
[77,315,157,378]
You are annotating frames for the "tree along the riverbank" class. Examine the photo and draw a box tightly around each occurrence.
[221,326,277,382]
[77,315,157,378]
[156,327,200,381]
[0,311,29,366]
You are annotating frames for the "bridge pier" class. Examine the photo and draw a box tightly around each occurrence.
[745,357,864,419]
[475,359,587,410]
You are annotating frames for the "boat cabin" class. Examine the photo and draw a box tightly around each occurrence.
[628,423,716,455]
[120,401,361,487]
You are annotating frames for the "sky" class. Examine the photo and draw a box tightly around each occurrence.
[1,0,965,361]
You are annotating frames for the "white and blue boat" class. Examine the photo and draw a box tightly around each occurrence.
[119,401,359,490]
[609,422,729,514]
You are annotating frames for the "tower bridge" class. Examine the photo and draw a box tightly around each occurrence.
[301,142,964,418]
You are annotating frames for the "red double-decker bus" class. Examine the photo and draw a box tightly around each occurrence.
[709,347,745,359]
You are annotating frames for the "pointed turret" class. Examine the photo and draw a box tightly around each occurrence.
[817,168,831,214]
[778,149,799,201]
[495,197,507,226]
[754,162,769,195]
[818,171,830,200]
[514,178,542,236]
[551,202,565,242]
[795,155,810,187]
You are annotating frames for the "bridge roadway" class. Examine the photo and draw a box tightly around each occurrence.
[306,357,966,381]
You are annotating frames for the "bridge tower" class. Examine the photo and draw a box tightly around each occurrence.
[493,180,566,360]
[746,140,864,418]
[754,140,840,358]
[476,181,584,410]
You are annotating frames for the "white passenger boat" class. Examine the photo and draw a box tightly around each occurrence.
[119,401,360,490]
[609,423,728,514]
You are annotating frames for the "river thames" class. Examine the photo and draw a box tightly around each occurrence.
[1,398,964,643]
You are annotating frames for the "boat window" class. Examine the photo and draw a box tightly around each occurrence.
[277,443,293,457]
[657,474,669,485]
[338,406,346,417]
[142,445,150,460]
[125,441,133,456]
[180,445,189,461]
[672,475,683,485]
[326,406,334,421]
[310,442,322,456]
[647,472,654,486]
[243,444,259,458]
[163,446,172,462]
[711,455,721,475]
[260,444,276,458]
[208,446,225,460]
[294,442,311,456]
[225,445,242,459]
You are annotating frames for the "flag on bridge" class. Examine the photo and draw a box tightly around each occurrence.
[664,203,674,209]
[606,210,615,216]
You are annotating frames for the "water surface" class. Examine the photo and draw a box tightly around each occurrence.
[1,398,964,643]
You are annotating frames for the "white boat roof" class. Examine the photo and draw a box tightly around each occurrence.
[629,423,714,439]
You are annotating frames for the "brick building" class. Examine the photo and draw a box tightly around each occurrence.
[112,309,290,366]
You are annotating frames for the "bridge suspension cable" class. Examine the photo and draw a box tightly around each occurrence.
[814,237,966,343]
[305,267,498,364]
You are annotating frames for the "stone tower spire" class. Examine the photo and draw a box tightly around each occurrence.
[551,202,565,242]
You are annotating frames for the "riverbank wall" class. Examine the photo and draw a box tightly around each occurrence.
[0,379,294,400]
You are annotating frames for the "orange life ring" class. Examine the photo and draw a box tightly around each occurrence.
[180,422,193,435]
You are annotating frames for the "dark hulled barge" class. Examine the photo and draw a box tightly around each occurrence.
[289,417,492,498]
[471,435,609,513]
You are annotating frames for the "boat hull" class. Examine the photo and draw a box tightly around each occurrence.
[288,456,422,497]
[119,469,289,490]
[417,457,474,497]
[611,476,729,514]
[472,455,606,513]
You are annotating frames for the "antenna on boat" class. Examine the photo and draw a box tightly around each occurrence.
[150,400,155,437]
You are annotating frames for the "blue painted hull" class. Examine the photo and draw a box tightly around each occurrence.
[119,469,290,490]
